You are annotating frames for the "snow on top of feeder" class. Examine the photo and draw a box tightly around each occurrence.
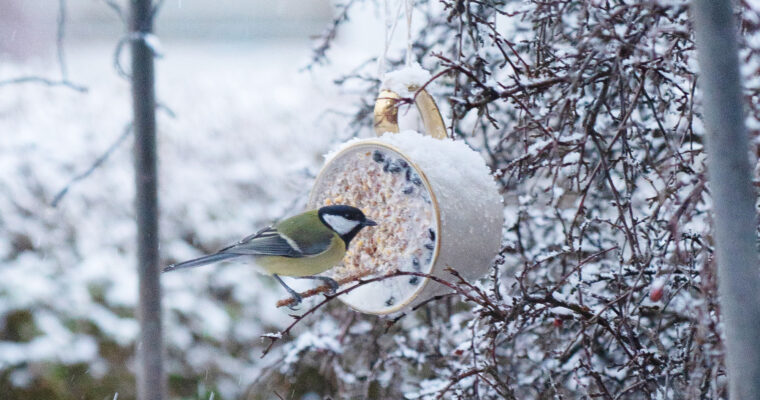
[325,130,501,209]
[381,63,432,97]
[376,131,501,204]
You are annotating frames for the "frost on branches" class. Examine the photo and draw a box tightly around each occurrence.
[254,1,760,399]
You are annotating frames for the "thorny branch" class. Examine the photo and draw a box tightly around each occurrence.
[305,0,358,69]
[264,269,489,357]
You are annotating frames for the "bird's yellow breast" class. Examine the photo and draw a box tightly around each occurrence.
[257,236,346,277]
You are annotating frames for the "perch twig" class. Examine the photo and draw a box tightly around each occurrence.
[275,269,374,308]
[263,270,486,357]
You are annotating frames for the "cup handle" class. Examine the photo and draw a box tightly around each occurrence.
[373,87,447,139]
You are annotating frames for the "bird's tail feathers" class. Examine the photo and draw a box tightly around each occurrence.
[163,253,240,272]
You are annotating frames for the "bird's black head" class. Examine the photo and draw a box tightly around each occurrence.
[318,205,377,245]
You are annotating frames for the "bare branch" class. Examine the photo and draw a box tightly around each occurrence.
[51,123,133,207]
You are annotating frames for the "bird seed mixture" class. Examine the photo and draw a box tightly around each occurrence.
[311,146,438,311]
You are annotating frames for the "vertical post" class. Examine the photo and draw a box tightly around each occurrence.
[129,0,164,399]
[692,1,760,398]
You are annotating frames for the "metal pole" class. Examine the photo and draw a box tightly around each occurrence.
[692,1,760,398]
[129,0,164,398]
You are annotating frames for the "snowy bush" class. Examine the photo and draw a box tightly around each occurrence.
[256,1,760,398]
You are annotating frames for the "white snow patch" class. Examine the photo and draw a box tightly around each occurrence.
[381,62,433,97]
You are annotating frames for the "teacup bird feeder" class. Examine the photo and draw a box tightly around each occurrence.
[306,73,503,315]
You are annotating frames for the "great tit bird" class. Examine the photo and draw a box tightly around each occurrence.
[163,205,377,306]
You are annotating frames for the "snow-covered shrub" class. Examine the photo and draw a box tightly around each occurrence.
[255,1,760,398]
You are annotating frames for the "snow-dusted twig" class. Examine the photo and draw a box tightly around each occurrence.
[51,123,133,207]
[305,0,358,69]
[0,0,87,92]
[275,270,374,308]
[100,0,125,22]
[264,269,489,357]
[50,102,174,207]
[0,76,86,92]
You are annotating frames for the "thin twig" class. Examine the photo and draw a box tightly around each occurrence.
[51,123,133,207]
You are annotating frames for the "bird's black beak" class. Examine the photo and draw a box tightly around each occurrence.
[363,219,378,227]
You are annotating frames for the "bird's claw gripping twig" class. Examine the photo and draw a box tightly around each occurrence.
[300,275,340,294]
[273,274,303,309]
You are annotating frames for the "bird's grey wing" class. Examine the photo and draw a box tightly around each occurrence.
[292,233,331,256]
[219,226,303,257]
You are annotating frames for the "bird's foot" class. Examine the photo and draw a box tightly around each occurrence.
[274,274,303,309]
[301,275,340,294]
[287,293,303,311]
[323,277,340,294]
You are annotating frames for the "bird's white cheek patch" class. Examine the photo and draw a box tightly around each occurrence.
[323,215,360,235]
